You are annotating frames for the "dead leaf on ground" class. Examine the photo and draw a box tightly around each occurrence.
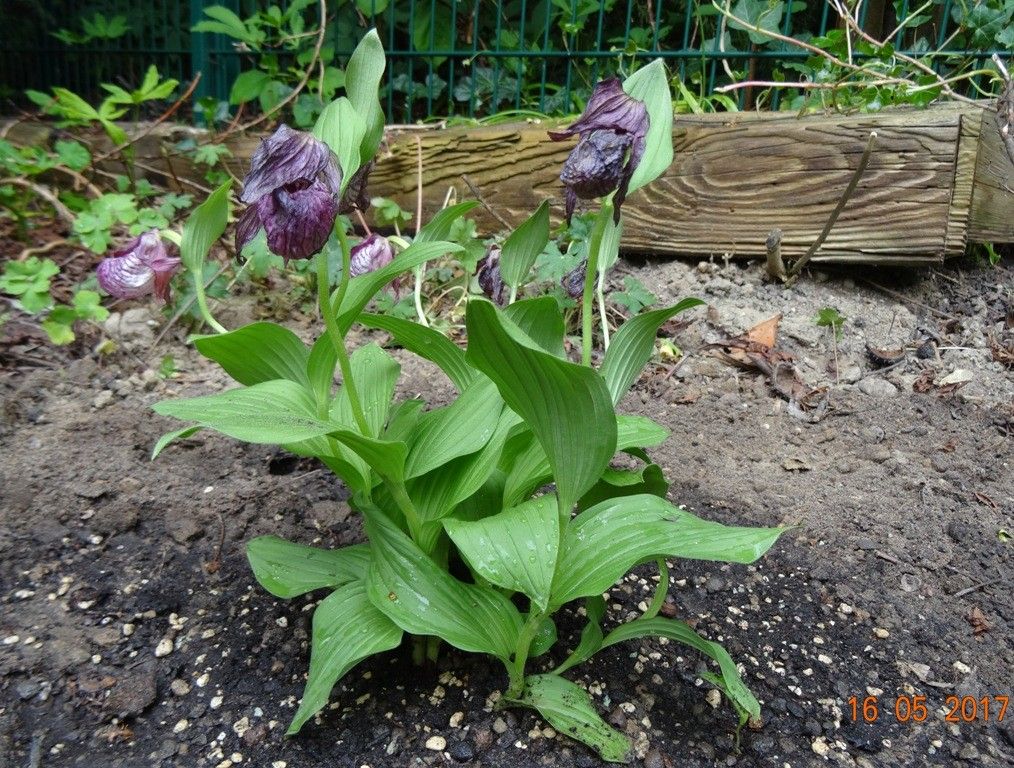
[747,313,782,348]
[913,369,936,393]
[966,607,991,636]
[782,457,813,471]
[938,438,959,453]
[973,491,998,509]
[866,343,906,368]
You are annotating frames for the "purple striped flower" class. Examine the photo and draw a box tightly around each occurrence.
[96,230,180,302]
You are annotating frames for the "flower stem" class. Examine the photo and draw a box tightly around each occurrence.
[580,201,613,366]
[192,269,227,334]
[316,239,369,436]
[506,609,546,698]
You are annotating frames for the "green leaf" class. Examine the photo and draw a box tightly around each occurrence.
[54,140,90,171]
[551,495,784,607]
[193,322,310,388]
[330,342,400,437]
[600,298,704,405]
[601,617,760,722]
[313,97,365,190]
[365,508,523,662]
[623,59,673,195]
[359,312,474,391]
[444,495,559,611]
[230,69,271,104]
[180,180,231,274]
[152,380,330,444]
[41,314,75,345]
[503,296,566,358]
[465,300,616,514]
[247,536,370,598]
[336,240,463,332]
[500,200,550,290]
[554,595,605,674]
[344,29,386,164]
[415,201,480,243]
[506,675,631,763]
[151,425,202,459]
[577,463,668,511]
[287,582,402,734]
[307,332,338,408]
[404,377,502,479]
[530,614,558,657]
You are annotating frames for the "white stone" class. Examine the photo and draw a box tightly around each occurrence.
[424,735,446,751]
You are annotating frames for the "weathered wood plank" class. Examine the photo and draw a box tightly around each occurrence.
[968,107,1014,242]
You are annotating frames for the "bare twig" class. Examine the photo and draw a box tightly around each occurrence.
[765,228,785,280]
[90,73,202,167]
[17,238,71,262]
[0,177,74,224]
[212,0,327,141]
[460,174,512,229]
[786,131,877,281]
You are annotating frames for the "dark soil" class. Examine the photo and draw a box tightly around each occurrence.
[1,255,1012,768]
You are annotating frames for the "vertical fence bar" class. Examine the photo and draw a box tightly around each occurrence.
[539,0,552,112]
[190,0,210,110]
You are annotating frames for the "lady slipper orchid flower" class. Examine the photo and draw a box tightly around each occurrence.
[236,125,342,262]
[475,243,506,305]
[349,233,394,277]
[561,258,587,299]
[96,230,180,302]
[548,78,649,223]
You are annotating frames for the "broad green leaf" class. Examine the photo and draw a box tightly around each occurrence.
[344,29,386,163]
[552,495,784,606]
[151,425,202,459]
[404,377,502,479]
[152,380,331,444]
[623,59,673,195]
[597,215,623,274]
[600,298,704,405]
[307,332,338,408]
[180,180,231,274]
[287,582,402,734]
[503,296,566,358]
[330,343,400,437]
[554,595,606,674]
[444,495,559,611]
[501,413,668,508]
[230,69,271,104]
[506,675,631,763]
[601,617,760,721]
[194,322,310,388]
[466,300,616,514]
[359,312,474,391]
[409,407,519,522]
[247,536,370,598]
[336,240,463,332]
[530,614,558,657]
[364,508,522,662]
[500,200,550,290]
[576,463,668,511]
[54,140,90,171]
[415,201,480,243]
[313,98,364,190]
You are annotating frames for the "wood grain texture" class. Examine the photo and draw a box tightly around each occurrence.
[968,107,1014,242]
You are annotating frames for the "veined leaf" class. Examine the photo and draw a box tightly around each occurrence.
[344,29,386,164]
[506,675,631,763]
[554,595,606,674]
[551,494,784,607]
[359,312,474,391]
[247,536,370,598]
[600,298,704,406]
[500,200,550,290]
[601,617,760,722]
[180,180,231,274]
[313,98,364,191]
[194,322,310,388]
[466,300,616,515]
[444,495,559,611]
[330,343,400,437]
[364,508,522,662]
[404,377,502,479]
[576,463,668,511]
[336,240,463,332]
[307,332,339,408]
[287,582,402,734]
[623,59,673,195]
[415,201,480,243]
[151,425,202,459]
[503,296,566,358]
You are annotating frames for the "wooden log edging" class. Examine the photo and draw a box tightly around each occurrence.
[3,102,1011,266]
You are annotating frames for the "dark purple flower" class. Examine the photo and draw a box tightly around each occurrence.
[236,125,342,262]
[339,161,373,215]
[548,78,649,223]
[475,244,506,306]
[561,258,587,299]
[96,230,180,302]
[349,234,394,277]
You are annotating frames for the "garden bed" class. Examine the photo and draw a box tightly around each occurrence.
[1,253,1011,767]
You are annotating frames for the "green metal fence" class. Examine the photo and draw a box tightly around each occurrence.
[0,0,1008,121]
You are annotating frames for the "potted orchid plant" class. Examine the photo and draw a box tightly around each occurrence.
[98,31,782,763]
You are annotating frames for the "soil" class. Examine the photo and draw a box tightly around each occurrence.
[1,253,1012,768]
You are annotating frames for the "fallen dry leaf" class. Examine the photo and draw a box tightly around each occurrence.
[966,607,991,636]
[747,313,782,348]
[913,369,935,393]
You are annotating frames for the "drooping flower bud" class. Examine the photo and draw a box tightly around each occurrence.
[96,230,180,302]
[548,78,649,223]
[236,124,342,262]
[339,161,373,215]
[349,233,395,278]
[561,258,587,300]
[475,244,506,306]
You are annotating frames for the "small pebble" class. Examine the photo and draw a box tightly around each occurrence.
[873,627,890,639]
[492,717,508,734]
[425,735,446,751]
